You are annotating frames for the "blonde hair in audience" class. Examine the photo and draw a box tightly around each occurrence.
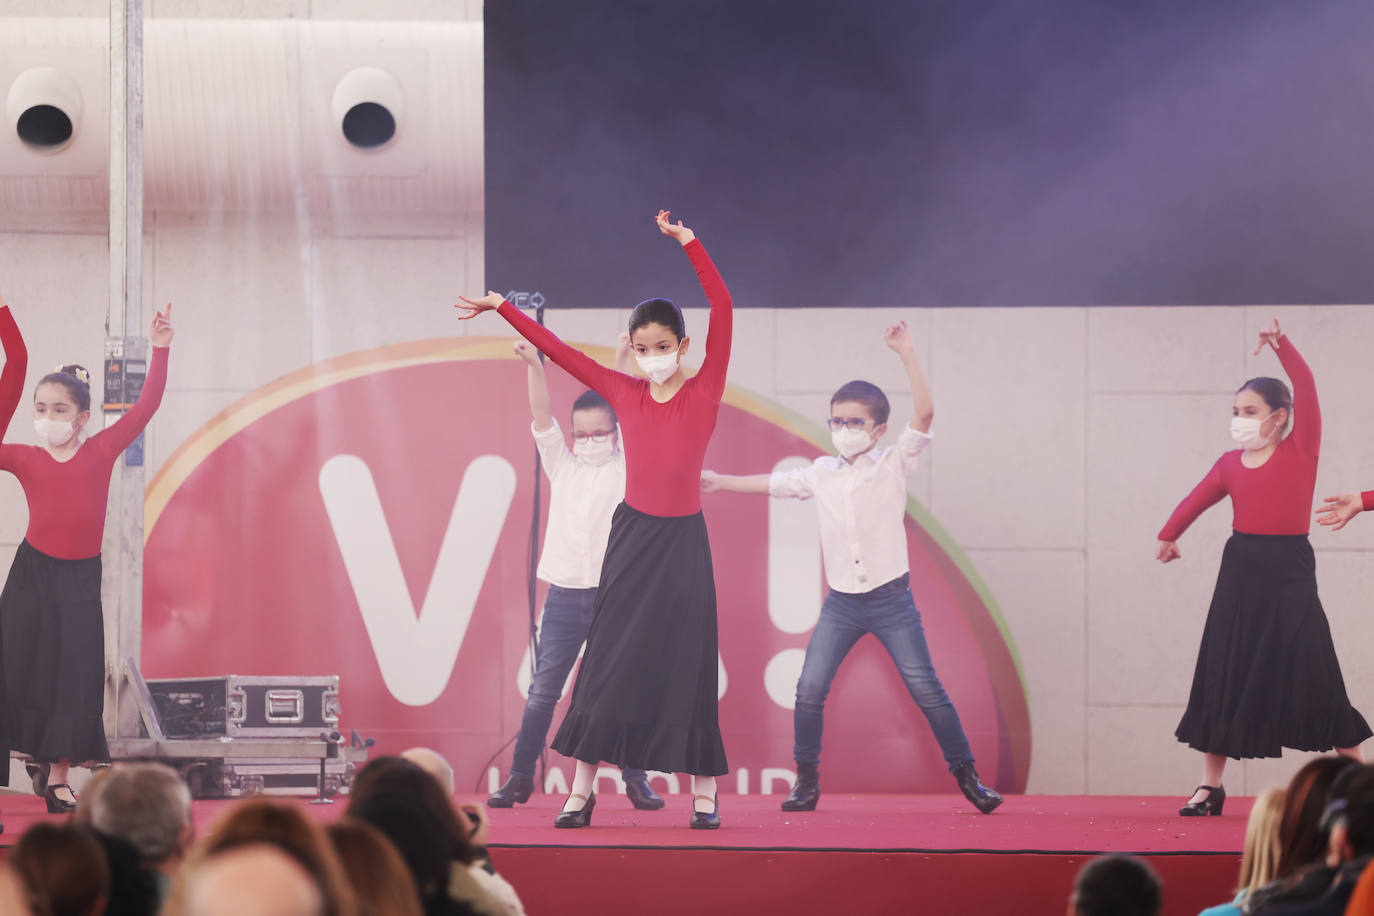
[327,819,425,916]
[162,799,357,916]
[1239,786,1287,897]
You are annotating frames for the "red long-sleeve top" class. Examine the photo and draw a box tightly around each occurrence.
[496,238,732,517]
[1158,335,1318,542]
[1362,491,1374,513]
[0,309,170,559]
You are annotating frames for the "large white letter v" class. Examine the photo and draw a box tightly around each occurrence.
[318,453,517,706]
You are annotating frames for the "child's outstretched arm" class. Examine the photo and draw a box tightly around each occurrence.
[658,210,733,401]
[457,291,625,401]
[101,304,173,453]
[0,292,29,439]
[1257,318,1319,458]
[883,320,933,433]
[1316,491,1374,532]
[514,342,554,431]
[701,470,772,494]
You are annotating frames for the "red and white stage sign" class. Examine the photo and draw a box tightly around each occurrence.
[143,337,1030,795]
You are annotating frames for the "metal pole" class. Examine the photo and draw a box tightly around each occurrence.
[107,0,145,743]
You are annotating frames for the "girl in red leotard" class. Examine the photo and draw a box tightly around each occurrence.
[457,210,731,829]
[1157,318,1368,817]
[0,297,173,814]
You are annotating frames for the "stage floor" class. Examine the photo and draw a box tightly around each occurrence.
[469,791,1252,853]
[0,792,1248,915]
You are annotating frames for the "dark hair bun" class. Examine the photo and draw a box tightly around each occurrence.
[60,364,92,387]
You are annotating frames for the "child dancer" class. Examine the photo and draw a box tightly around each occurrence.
[0,300,173,813]
[457,209,731,829]
[701,320,1003,814]
[1157,318,1369,816]
[486,338,665,812]
[0,292,26,832]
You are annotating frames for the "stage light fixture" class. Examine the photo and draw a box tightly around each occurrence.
[331,67,404,150]
[7,66,83,152]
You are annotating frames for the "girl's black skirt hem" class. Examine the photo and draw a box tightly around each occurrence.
[0,540,111,769]
[551,502,729,776]
[1175,531,1371,759]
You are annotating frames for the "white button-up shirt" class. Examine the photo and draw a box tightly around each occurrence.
[769,424,932,594]
[533,420,626,589]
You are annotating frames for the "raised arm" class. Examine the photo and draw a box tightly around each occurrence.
[883,320,932,433]
[457,292,626,401]
[1156,457,1227,558]
[656,211,732,401]
[614,331,634,375]
[100,305,172,453]
[1259,320,1318,457]
[514,342,553,431]
[0,296,29,439]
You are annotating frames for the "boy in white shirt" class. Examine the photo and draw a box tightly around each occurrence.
[488,340,664,811]
[702,321,1002,814]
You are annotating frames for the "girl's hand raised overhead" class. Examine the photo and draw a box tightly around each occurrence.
[455,291,505,319]
[150,303,174,347]
[1253,317,1283,356]
[513,341,541,366]
[615,331,635,373]
[655,209,695,246]
[882,320,914,354]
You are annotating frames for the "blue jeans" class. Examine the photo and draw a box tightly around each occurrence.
[510,585,646,782]
[793,573,974,772]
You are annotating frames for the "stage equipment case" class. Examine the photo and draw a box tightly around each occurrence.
[93,662,371,799]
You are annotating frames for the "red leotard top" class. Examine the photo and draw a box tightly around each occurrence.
[0,309,170,559]
[496,238,732,518]
[1362,491,1374,513]
[1158,335,1318,542]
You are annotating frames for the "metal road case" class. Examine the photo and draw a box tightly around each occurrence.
[101,662,368,800]
[146,675,341,739]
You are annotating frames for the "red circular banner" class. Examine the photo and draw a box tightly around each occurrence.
[143,337,1030,795]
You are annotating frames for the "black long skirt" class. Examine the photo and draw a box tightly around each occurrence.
[551,502,728,776]
[1175,531,1371,759]
[0,540,111,765]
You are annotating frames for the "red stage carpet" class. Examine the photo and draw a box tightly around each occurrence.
[1,793,1247,915]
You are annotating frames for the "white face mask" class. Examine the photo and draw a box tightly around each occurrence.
[635,350,680,385]
[573,436,616,465]
[34,417,78,447]
[831,427,873,460]
[1230,412,1276,451]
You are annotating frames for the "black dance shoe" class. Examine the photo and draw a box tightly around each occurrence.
[26,761,50,797]
[953,762,1004,814]
[1179,785,1225,817]
[554,792,596,828]
[487,773,534,808]
[625,776,666,810]
[690,794,720,830]
[781,762,820,812]
[45,784,78,815]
